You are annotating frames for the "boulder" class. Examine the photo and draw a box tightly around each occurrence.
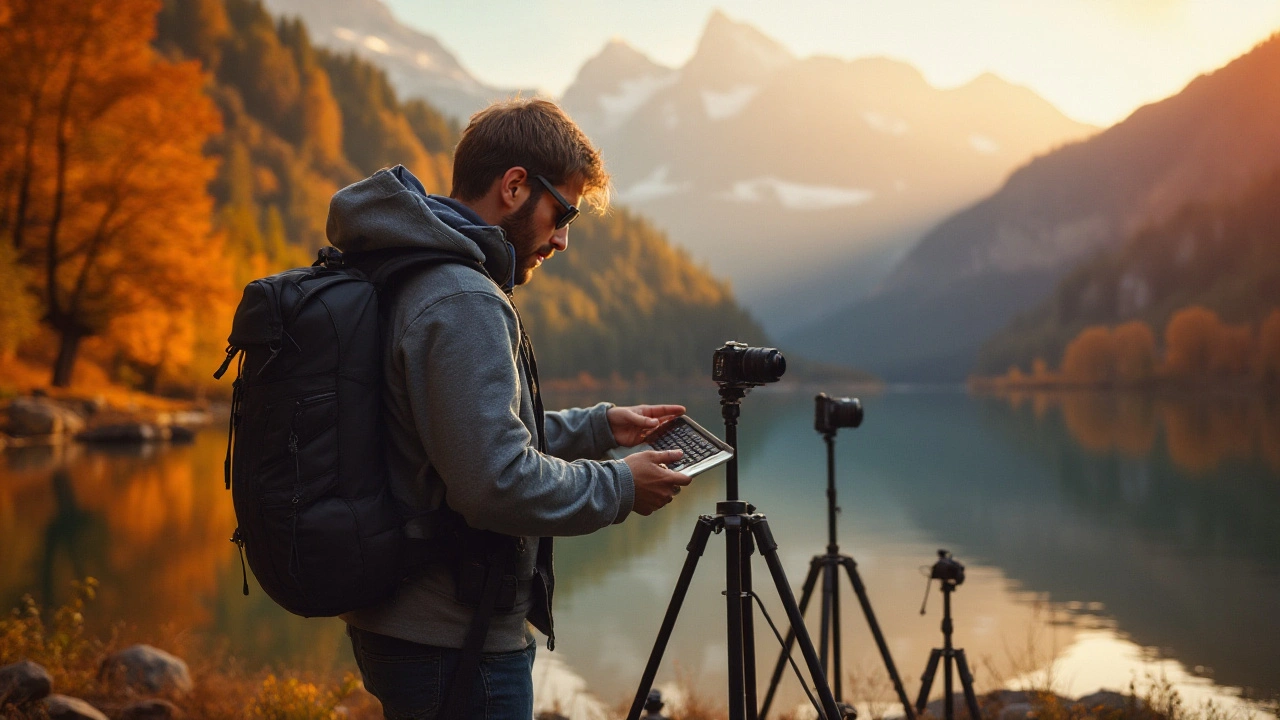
[119,698,184,720]
[43,694,109,720]
[167,426,196,444]
[7,398,85,437]
[76,423,165,444]
[1075,691,1138,712]
[999,702,1035,720]
[921,694,982,720]
[99,645,193,696]
[0,659,53,704]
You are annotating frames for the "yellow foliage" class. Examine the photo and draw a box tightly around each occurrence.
[247,673,359,720]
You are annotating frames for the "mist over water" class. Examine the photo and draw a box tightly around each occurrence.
[3,388,1277,714]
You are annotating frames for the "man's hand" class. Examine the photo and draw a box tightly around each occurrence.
[608,404,686,447]
[625,449,692,515]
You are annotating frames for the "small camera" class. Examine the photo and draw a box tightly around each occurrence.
[814,393,863,434]
[712,341,786,387]
[930,549,965,586]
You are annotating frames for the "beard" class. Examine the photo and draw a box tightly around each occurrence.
[499,193,546,286]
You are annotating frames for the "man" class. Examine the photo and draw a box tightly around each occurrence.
[326,97,692,719]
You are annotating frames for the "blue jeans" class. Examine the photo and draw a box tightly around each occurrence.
[347,625,536,720]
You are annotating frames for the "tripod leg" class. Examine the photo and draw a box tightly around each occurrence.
[820,561,833,682]
[842,558,917,720]
[750,518,843,720]
[742,528,759,720]
[726,515,747,720]
[945,649,954,720]
[831,559,845,700]
[760,556,822,719]
[916,649,941,714]
[955,650,982,720]
[627,516,717,720]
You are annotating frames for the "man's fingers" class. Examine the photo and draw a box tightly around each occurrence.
[640,404,686,418]
[650,449,683,466]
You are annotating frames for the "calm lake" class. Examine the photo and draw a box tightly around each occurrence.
[3,387,1278,718]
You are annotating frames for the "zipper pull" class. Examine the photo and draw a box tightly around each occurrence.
[231,529,249,596]
[288,431,298,455]
[213,346,239,380]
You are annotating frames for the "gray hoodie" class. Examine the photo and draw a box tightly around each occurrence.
[328,165,635,652]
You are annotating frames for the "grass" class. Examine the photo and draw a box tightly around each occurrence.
[0,578,378,719]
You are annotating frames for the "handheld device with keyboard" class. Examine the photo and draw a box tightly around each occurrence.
[606,415,734,477]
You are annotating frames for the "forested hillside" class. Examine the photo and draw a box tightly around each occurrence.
[522,208,766,380]
[0,0,765,389]
[977,169,1280,374]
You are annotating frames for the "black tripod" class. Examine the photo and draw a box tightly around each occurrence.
[915,551,982,720]
[627,385,847,720]
[760,427,916,720]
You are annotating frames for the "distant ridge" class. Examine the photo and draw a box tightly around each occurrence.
[560,9,1094,331]
[788,33,1280,381]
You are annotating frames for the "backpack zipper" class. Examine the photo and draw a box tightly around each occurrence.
[231,528,249,596]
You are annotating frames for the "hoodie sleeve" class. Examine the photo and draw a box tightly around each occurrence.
[545,404,619,461]
[399,291,635,536]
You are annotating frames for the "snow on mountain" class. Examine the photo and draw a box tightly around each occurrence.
[718,178,876,210]
[701,84,761,120]
[260,0,530,120]
[616,166,690,204]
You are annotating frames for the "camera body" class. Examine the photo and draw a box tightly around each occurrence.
[815,393,863,434]
[930,549,965,586]
[712,341,786,387]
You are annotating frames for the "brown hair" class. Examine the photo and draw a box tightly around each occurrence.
[451,97,610,211]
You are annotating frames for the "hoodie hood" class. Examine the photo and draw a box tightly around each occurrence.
[326,165,516,289]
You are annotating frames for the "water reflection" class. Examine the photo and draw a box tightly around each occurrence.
[1,388,1276,713]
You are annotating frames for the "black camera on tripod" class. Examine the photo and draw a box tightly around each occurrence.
[814,393,862,434]
[929,549,965,586]
[713,341,786,387]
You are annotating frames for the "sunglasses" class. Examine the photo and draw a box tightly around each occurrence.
[534,175,580,229]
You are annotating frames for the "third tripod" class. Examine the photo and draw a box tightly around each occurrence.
[760,395,916,720]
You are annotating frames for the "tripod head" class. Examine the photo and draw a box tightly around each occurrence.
[919,549,966,615]
[713,341,785,501]
[929,549,966,589]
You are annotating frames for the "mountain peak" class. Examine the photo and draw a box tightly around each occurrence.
[686,8,794,84]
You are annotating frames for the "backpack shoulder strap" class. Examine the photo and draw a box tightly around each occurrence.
[326,247,487,288]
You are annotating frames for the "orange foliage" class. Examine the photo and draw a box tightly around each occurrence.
[0,0,225,386]
[1061,326,1117,384]
[1259,309,1280,383]
[1161,306,1222,378]
[1112,321,1157,383]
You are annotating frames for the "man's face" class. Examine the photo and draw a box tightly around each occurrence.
[500,177,582,286]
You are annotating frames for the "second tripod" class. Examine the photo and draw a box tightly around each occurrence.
[760,396,916,720]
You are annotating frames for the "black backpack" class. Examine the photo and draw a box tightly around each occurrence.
[214,247,478,617]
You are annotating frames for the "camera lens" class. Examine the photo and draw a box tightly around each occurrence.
[741,347,786,384]
[833,398,863,428]
[815,394,863,432]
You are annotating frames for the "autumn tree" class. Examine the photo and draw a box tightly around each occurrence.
[0,0,222,386]
[1112,320,1157,384]
[1061,326,1116,384]
[1161,306,1224,380]
[1259,309,1280,384]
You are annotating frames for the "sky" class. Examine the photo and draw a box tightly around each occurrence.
[383,0,1280,127]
